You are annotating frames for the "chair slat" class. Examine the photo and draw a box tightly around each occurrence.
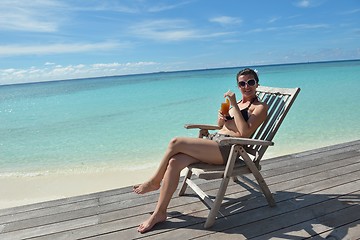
[250,87,300,161]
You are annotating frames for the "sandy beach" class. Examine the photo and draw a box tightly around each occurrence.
[0,168,157,209]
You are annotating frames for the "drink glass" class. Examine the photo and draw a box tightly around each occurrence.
[220,99,230,115]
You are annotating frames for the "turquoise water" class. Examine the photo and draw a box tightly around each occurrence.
[1,60,360,176]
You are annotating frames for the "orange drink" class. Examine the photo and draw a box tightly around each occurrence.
[220,99,230,115]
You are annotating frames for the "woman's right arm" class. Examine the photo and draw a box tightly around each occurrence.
[217,111,226,128]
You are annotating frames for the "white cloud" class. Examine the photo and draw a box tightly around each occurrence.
[0,0,67,32]
[71,1,193,14]
[294,0,326,8]
[0,61,160,85]
[246,23,328,34]
[147,1,192,12]
[129,19,197,41]
[209,16,242,25]
[268,17,281,24]
[0,42,125,57]
[0,1,194,34]
[340,8,360,15]
[288,24,329,30]
[296,0,311,8]
[129,19,233,42]
[92,62,157,68]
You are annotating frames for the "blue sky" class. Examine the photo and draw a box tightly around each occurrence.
[0,0,359,85]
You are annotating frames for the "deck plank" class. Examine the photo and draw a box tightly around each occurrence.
[0,140,359,240]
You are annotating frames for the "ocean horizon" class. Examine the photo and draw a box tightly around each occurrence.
[1,59,359,87]
[1,60,360,177]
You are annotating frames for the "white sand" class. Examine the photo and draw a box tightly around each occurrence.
[0,168,156,210]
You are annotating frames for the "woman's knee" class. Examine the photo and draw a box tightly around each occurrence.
[167,153,198,172]
[168,137,185,150]
[167,157,182,172]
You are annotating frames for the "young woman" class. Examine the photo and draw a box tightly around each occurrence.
[133,68,268,233]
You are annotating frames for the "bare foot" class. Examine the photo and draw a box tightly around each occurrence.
[138,212,167,233]
[133,181,160,194]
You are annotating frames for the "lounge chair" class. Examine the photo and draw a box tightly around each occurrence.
[178,86,301,228]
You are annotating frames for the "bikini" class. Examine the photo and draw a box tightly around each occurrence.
[209,97,258,163]
[225,97,258,122]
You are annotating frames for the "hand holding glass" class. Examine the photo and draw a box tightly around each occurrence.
[220,98,230,115]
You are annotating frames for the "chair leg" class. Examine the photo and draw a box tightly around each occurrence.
[239,148,276,207]
[204,176,230,228]
[253,171,276,207]
[204,145,240,228]
[178,168,192,196]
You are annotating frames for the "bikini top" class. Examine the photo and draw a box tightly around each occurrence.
[225,97,258,122]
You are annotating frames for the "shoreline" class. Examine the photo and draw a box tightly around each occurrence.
[0,151,296,210]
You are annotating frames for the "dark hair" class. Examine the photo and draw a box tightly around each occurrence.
[236,68,259,83]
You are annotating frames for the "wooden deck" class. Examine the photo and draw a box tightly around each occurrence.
[1,140,360,240]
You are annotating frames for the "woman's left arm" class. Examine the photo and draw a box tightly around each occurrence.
[226,91,268,137]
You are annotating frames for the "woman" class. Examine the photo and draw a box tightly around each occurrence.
[133,68,268,233]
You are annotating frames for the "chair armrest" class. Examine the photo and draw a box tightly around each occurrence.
[219,137,274,146]
[184,124,221,130]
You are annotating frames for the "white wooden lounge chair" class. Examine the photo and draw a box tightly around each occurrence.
[178,86,301,228]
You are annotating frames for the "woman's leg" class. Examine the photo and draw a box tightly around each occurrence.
[136,137,225,233]
[137,153,199,233]
[133,140,178,194]
[133,137,224,194]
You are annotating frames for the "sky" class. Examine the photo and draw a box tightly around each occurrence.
[0,0,359,85]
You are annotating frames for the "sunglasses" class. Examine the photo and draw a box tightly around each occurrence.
[238,79,257,88]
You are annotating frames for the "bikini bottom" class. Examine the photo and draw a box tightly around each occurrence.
[207,132,238,163]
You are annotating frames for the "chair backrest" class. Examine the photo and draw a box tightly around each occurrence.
[249,86,300,163]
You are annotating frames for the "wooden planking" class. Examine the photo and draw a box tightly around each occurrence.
[127,166,360,240]
[314,219,360,240]
[2,158,358,236]
[191,183,360,240]
[0,140,357,221]
[1,142,358,239]
[251,198,360,240]
[1,139,357,224]
[0,140,359,240]
[0,144,354,238]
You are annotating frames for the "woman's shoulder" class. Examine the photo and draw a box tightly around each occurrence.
[253,100,268,112]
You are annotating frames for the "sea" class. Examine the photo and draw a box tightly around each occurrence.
[1,60,360,177]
